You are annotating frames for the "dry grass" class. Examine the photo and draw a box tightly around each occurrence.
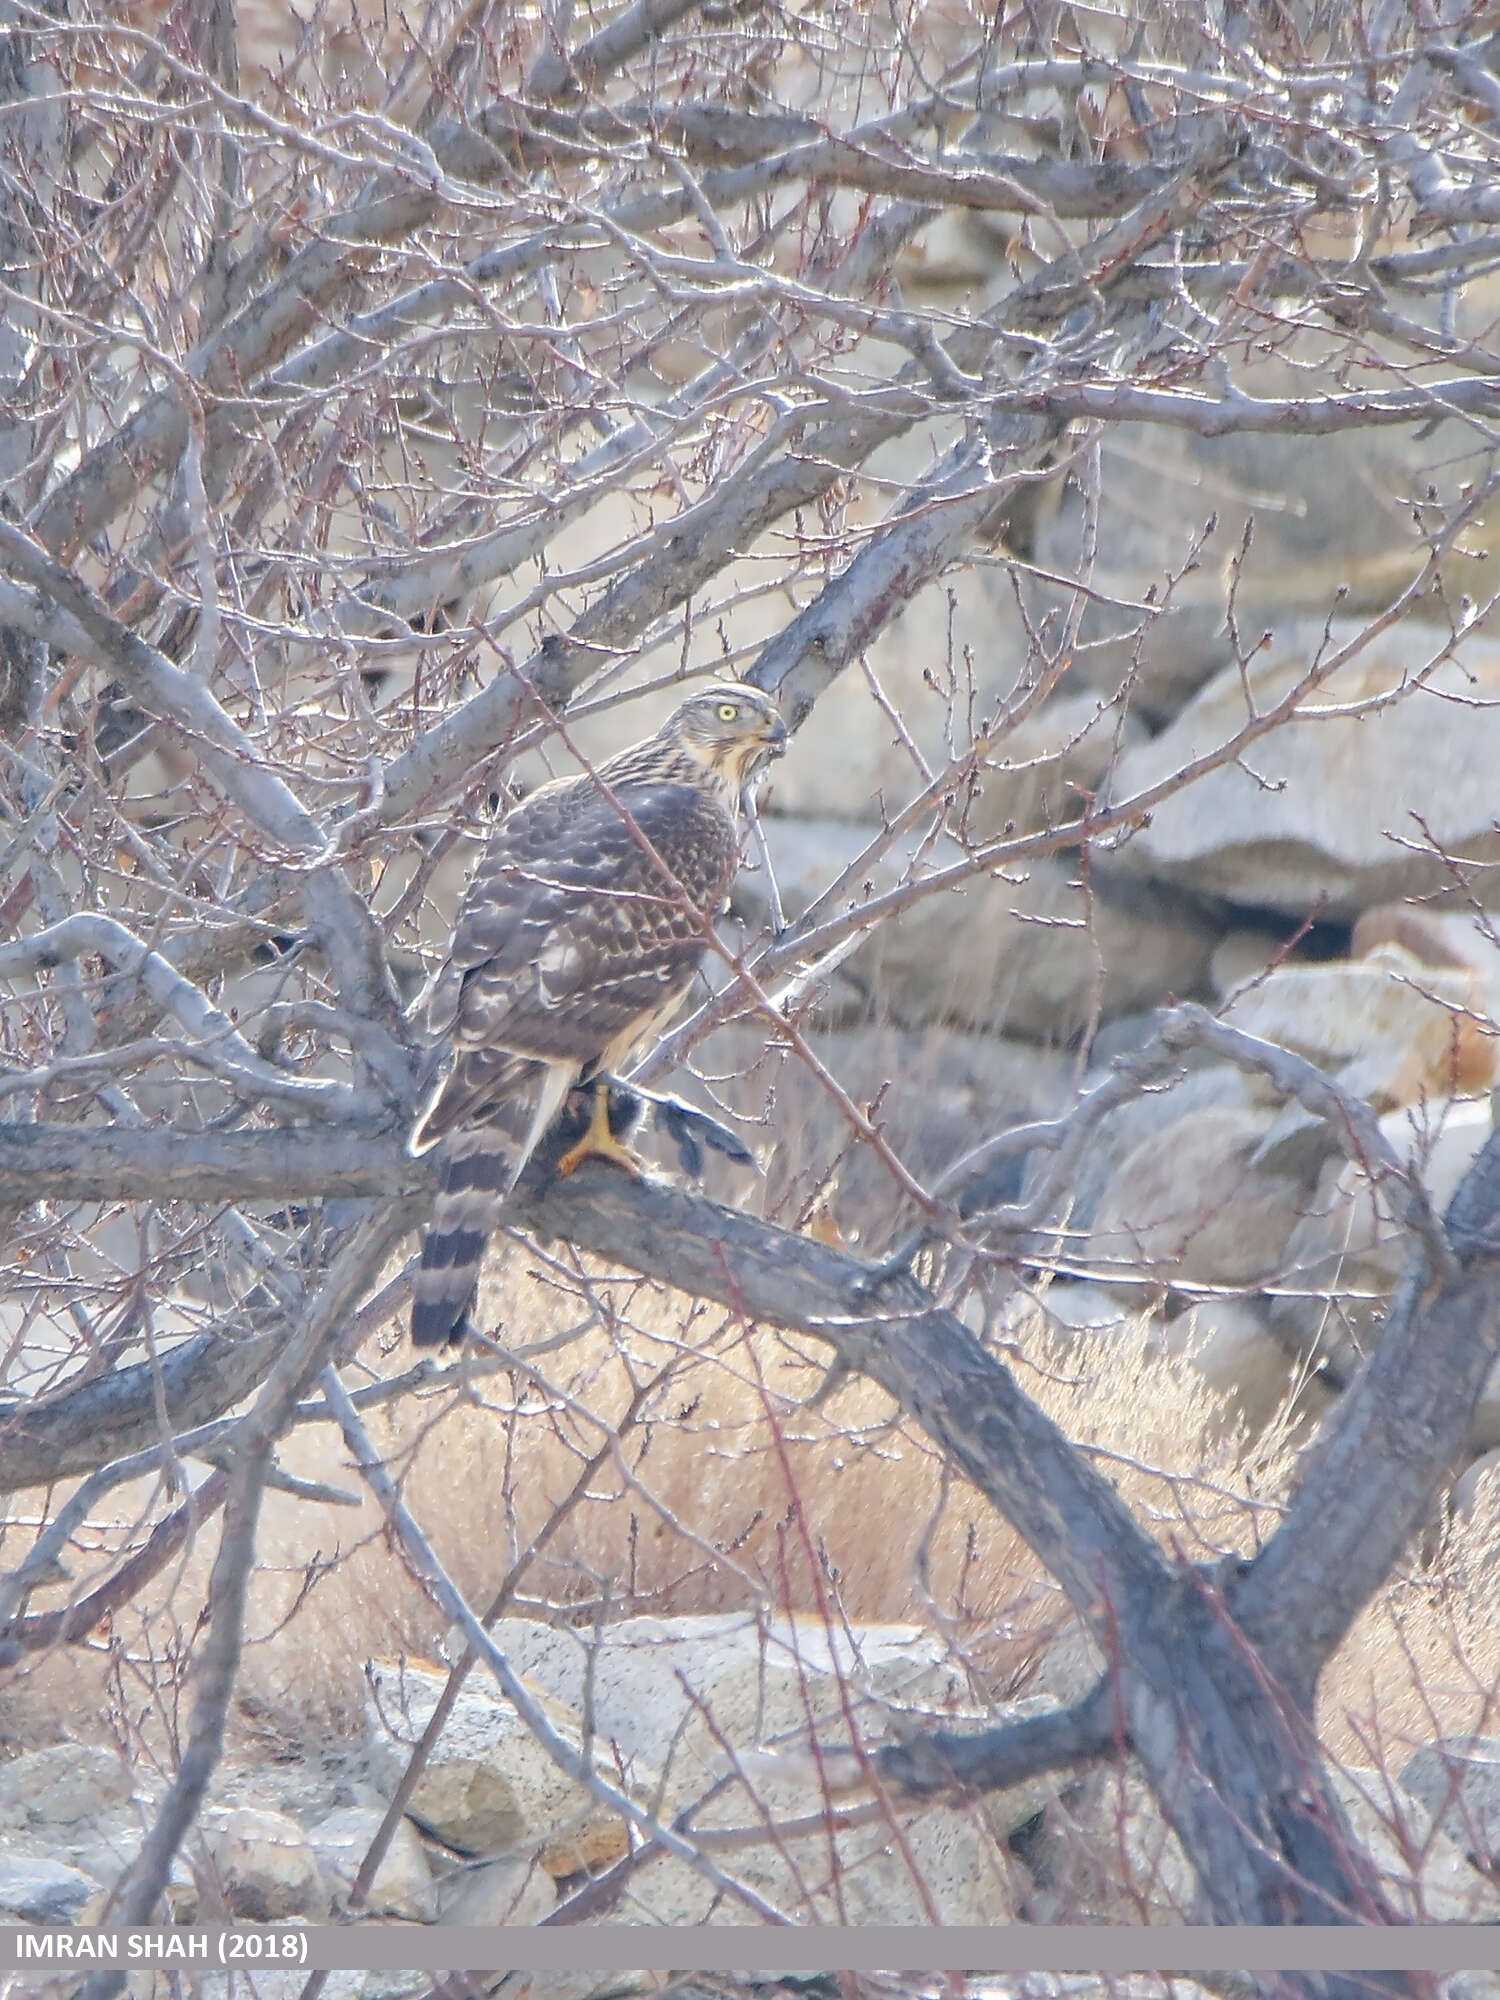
[5,1243,1500,1867]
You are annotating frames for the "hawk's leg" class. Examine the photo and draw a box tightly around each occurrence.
[554,1076,649,1180]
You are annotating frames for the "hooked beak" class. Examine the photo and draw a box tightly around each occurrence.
[760,712,788,758]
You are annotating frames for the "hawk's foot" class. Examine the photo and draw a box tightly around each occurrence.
[554,1078,649,1180]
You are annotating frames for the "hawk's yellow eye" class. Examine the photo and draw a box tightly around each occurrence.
[716,702,740,722]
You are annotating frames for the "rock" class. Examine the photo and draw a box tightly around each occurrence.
[1155,1298,1330,1433]
[360,1977,431,2000]
[1401,1738,1500,1873]
[1085,1103,1308,1300]
[1272,1096,1494,1377]
[1054,1762,1500,1924]
[1224,948,1497,1110]
[1352,903,1500,984]
[864,854,1216,1041]
[0,1742,132,1827]
[198,1805,330,1921]
[65,1809,198,1922]
[1041,1063,1256,1238]
[762,551,1038,822]
[436,1850,556,1926]
[1448,1978,1500,2000]
[440,1614,1040,1927]
[706,1018,1072,1250]
[1019,1617,1105,1711]
[1028,400,1487,721]
[486,1612,973,1800]
[1332,1763,1500,1921]
[956,690,1149,844]
[739,820,1216,1042]
[0,1850,100,1921]
[1104,621,1500,914]
[1209,926,1305,998]
[623,1790,1025,1927]
[306,1804,436,1921]
[363,1658,630,1868]
[1453,1448,1500,1522]
[1035,1282,1137,1338]
[1038,1769,1197,1922]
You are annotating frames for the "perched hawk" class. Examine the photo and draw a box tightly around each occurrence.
[408,682,787,1346]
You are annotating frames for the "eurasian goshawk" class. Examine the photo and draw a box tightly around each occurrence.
[409,682,787,1346]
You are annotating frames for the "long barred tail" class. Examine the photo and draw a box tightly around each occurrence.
[409,1052,567,1348]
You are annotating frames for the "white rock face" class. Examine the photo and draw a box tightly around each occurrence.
[198,1805,331,1921]
[1106,621,1500,913]
[436,1849,557,1926]
[1401,1738,1500,1874]
[1085,1102,1307,1300]
[1224,948,1498,1109]
[1331,1764,1500,1922]
[306,1804,436,1921]
[0,1742,133,1828]
[738,819,1216,1041]
[1156,1298,1328,1434]
[363,1658,631,1873]
[389,1615,1055,1924]
[1452,1447,1500,1521]
[1052,1762,1500,1924]
[487,1612,969,1791]
[0,1849,100,1922]
[863,855,1215,1041]
[1273,1095,1494,1373]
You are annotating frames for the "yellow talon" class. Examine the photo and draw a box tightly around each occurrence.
[554,1079,648,1180]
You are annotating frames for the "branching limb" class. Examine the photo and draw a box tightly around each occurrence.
[0,522,405,1047]
[867,1674,1116,1798]
[0,913,390,1121]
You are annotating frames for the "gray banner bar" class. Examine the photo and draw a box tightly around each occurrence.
[3,1928,1500,1975]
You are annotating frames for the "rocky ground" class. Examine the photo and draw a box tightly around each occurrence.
[13,8,1500,1973]
[9,1611,1500,1958]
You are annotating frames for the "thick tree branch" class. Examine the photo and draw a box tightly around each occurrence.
[377,136,1238,819]
[0,1321,283,1492]
[867,1674,1118,1799]
[0,1123,417,1204]
[0,914,389,1120]
[1234,1130,1500,1692]
[0,521,405,1047]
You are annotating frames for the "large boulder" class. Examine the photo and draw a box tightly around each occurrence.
[486,1613,973,1798]
[482,1612,1045,1923]
[0,1850,100,1922]
[1272,1096,1494,1378]
[1154,1297,1331,1435]
[197,1805,331,1921]
[1224,948,1497,1112]
[707,1018,1073,1246]
[1029,1063,1258,1241]
[363,1658,633,1872]
[1402,1738,1500,1874]
[1025,401,1486,721]
[1084,1102,1309,1302]
[1042,1761,1500,1924]
[1103,621,1500,914]
[865,856,1217,1041]
[306,1804,436,1922]
[741,822,1217,1043]
[0,1743,132,1828]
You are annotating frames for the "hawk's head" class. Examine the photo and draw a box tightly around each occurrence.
[666,683,788,796]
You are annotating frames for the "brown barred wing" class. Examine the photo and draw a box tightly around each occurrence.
[408,773,738,1347]
[438,776,739,1075]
